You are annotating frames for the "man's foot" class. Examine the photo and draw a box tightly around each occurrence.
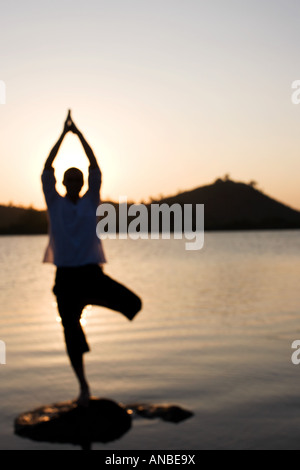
[76,387,91,407]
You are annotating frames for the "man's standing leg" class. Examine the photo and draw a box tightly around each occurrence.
[56,295,91,406]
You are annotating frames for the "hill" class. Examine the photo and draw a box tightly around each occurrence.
[0,178,300,234]
[154,178,300,230]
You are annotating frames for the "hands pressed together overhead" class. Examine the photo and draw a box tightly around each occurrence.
[63,109,80,136]
[45,110,99,170]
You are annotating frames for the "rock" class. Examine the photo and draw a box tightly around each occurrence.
[14,398,132,450]
[126,403,194,423]
[14,398,194,449]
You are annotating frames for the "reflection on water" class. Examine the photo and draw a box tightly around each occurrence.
[1,231,300,449]
[55,305,92,328]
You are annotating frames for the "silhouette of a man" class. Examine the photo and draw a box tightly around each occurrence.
[42,112,142,405]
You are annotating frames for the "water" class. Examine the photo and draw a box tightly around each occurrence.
[1,231,300,450]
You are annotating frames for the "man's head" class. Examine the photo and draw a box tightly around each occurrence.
[63,167,84,201]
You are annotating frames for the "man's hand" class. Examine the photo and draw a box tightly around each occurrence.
[69,120,80,136]
[63,110,73,135]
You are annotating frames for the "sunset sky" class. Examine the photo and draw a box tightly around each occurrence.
[1,0,300,210]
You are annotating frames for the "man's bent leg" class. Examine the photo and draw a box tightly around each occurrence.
[85,266,142,320]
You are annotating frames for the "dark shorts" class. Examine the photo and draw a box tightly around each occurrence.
[53,264,142,357]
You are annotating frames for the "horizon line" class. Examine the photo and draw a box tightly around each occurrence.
[1,176,300,213]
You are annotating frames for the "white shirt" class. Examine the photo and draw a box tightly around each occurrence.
[42,167,106,267]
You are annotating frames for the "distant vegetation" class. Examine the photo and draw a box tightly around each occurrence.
[1,178,300,235]
[0,205,48,234]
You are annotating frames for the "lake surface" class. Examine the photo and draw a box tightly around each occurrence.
[1,231,300,450]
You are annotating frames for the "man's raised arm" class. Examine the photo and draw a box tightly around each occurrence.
[70,120,99,170]
[44,112,71,170]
